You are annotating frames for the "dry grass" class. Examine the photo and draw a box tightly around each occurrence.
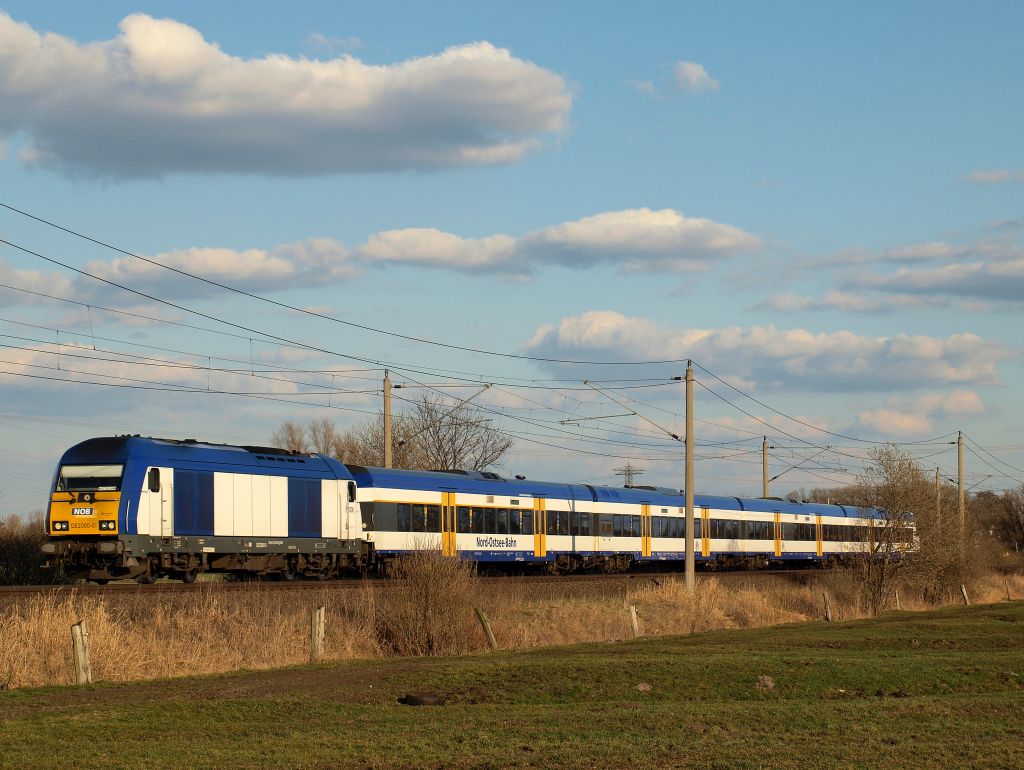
[1,563,1022,690]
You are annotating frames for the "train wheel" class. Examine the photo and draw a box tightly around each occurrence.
[181,569,199,584]
[137,572,158,585]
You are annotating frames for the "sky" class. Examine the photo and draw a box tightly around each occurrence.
[1,1,1023,517]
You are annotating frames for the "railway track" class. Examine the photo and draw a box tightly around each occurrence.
[0,568,820,599]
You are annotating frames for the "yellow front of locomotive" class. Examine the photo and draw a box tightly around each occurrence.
[47,464,123,537]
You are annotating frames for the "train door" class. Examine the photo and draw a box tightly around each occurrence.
[441,492,457,557]
[773,512,782,558]
[144,466,174,538]
[533,498,546,558]
[815,514,823,557]
[641,504,652,557]
[700,506,711,557]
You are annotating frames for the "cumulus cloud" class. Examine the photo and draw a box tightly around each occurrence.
[968,168,1024,184]
[358,208,760,274]
[671,60,719,93]
[0,258,74,304]
[76,239,355,301]
[0,12,571,178]
[856,390,985,437]
[523,311,1013,392]
[2,208,757,308]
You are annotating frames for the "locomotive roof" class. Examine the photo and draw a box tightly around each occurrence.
[58,436,355,480]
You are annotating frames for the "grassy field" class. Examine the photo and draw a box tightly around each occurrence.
[1,601,1021,769]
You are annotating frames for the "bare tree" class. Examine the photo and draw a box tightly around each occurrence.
[344,413,427,469]
[270,420,308,453]
[855,445,932,614]
[268,394,514,472]
[409,393,514,471]
[972,487,1024,553]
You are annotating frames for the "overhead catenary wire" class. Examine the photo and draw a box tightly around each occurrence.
[0,201,697,367]
[3,206,1020,491]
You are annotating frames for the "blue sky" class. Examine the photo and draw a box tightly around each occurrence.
[1,1,1022,516]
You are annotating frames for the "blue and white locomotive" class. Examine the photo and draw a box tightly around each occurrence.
[42,436,901,582]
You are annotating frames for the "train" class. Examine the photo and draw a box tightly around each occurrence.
[40,435,909,582]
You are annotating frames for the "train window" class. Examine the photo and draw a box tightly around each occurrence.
[411,505,425,532]
[496,509,509,535]
[569,511,579,536]
[628,516,640,537]
[426,505,440,532]
[558,511,570,536]
[483,508,496,534]
[509,511,521,535]
[743,521,772,540]
[457,506,471,532]
[521,511,533,535]
[652,517,662,538]
[546,511,557,536]
[712,519,740,539]
[781,522,816,541]
[397,503,411,532]
[612,515,623,538]
[599,515,613,536]
[347,481,357,503]
[694,517,701,539]
[59,464,125,493]
[580,514,591,536]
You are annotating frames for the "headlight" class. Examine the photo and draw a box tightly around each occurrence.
[99,520,116,531]
[52,521,69,531]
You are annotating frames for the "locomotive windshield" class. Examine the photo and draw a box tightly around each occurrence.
[57,464,124,493]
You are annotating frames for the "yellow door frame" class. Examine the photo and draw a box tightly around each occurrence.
[533,498,546,558]
[773,512,782,557]
[701,506,711,557]
[441,492,456,557]
[641,504,652,557]
[815,514,823,557]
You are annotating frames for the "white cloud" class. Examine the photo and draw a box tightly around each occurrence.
[968,168,1024,184]
[671,60,719,93]
[71,239,355,301]
[2,208,758,309]
[523,311,1013,392]
[0,12,571,178]
[856,389,984,437]
[0,258,74,304]
[360,229,517,272]
[358,208,760,274]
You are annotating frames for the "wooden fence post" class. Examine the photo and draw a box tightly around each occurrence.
[309,606,325,663]
[1005,580,1012,602]
[629,605,640,638]
[894,589,901,611]
[474,607,498,651]
[71,621,92,685]
[823,591,833,622]
[960,584,970,606]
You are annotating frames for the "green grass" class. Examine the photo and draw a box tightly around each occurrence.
[2,603,1022,769]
